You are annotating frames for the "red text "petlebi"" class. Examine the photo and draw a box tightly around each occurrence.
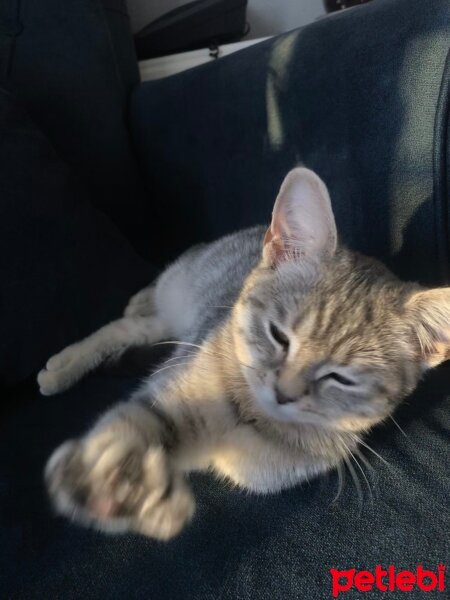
[330,565,446,597]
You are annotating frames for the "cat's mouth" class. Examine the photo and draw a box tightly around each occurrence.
[252,387,383,431]
[249,382,328,425]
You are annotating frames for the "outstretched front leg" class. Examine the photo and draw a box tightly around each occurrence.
[44,342,234,540]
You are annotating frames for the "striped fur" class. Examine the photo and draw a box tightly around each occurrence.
[40,169,450,539]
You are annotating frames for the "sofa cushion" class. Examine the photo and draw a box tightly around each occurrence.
[0,87,154,385]
[130,0,450,285]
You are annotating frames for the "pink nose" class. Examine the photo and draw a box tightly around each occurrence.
[275,388,296,405]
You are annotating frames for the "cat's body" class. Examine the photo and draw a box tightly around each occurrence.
[151,225,264,348]
[40,169,449,540]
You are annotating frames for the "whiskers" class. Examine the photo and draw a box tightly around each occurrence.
[332,433,390,512]
[147,359,193,379]
[333,460,346,504]
[151,339,256,371]
[333,417,406,508]
[146,346,205,380]
[142,338,254,388]
[343,454,365,513]
[389,415,408,438]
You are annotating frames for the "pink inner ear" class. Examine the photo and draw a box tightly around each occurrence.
[263,225,293,264]
[263,227,273,247]
[263,168,337,266]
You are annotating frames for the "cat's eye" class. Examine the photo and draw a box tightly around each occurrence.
[269,322,290,350]
[318,371,355,386]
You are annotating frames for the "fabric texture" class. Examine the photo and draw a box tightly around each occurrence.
[1,0,449,597]
[0,0,149,249]
[0,87,153,385]
[1,366,449,599]
[131,0,450,287]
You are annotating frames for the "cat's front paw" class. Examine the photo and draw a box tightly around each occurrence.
[45,430,195,540]
[38,344,91,395]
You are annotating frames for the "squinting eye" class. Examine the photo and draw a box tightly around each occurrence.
[319,372,355,386]
[269,322,290,350]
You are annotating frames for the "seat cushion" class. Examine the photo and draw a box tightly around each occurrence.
[1,364,449,598]
[130,0,450,285]
[0,87,153,385]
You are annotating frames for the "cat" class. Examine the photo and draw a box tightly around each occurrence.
[39,168,450,540]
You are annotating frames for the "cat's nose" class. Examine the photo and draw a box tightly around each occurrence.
[275,387,296,405]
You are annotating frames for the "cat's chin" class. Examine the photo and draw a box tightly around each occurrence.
[333,415,383,433]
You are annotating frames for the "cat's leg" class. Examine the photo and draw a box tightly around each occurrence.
[211,426,335,494]
[38,315,167,396]
[45,397,196,540]
[44,337,236,539]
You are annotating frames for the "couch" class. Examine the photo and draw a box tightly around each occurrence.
[1,0,449,597]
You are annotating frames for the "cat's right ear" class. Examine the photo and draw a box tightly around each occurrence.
[263,168,337,267]
[406,288,450,368]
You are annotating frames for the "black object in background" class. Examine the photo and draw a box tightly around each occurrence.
[324,0,373,12]
[134,0,248,60]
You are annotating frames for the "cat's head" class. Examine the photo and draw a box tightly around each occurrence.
[233,168,450,433]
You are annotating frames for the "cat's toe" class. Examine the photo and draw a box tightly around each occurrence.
[45,433,148,533]
[137,476,195,540]
[45,435,194,539]
[38,366,75,395]
[38,346,89,395]
[38,368,62,395]
[134,448,195,540]
[44,438,127,529]
[45,440,86,516]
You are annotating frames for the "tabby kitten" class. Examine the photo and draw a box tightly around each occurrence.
[39,168,449,540]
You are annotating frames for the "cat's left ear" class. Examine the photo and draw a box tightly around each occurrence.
[263,168,337,266]
[406,288,450,367]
